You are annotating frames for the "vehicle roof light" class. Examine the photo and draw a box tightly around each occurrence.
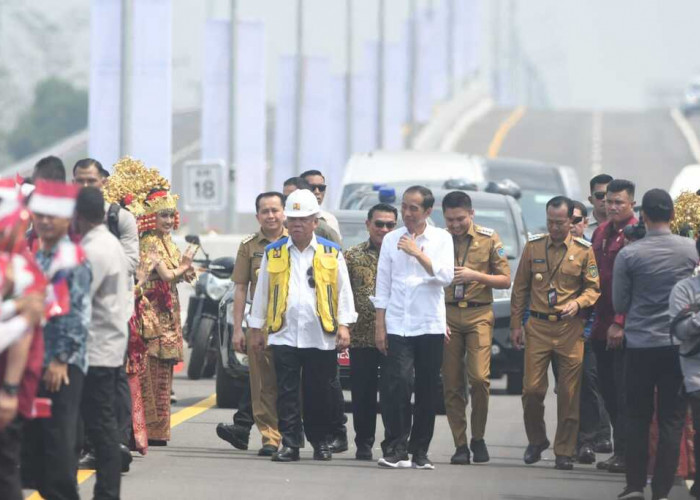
[378,187,396,203]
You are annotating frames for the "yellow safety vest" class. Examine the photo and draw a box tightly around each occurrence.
[265,237,340,334]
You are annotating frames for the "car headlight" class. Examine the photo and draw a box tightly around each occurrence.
[493,286,512,301]
[205,275,230,301]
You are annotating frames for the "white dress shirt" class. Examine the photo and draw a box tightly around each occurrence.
[249,234,357,350]
[372,225,454,336]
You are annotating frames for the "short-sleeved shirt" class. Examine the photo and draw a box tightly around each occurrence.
[511,232,601,329]
[444,224,511,304]
[345,240,380,348]
[232,229,288,299]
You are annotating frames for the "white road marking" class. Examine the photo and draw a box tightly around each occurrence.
[440,98,495,152]
[670,107,700,164]
[590,111,603,176]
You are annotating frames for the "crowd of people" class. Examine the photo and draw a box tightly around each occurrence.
[0,156,700,500]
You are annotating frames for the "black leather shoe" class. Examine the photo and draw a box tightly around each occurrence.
[78,451,96,470]
[272,446,300,462]
[355,444,373,461]
[523,439,550,464]
[258,445,278,457]
[148,439,167,447]
[554,455,574,470]
[470,439,490,463]
[450,445,471,465]
[329,435,348,454]
[313,442,332,461]
[576,445,595,465]
[593,438,613,454]
[596,455,615,470]
[216,423,249,450]
[608,454,626,473]
[120,444,133,473]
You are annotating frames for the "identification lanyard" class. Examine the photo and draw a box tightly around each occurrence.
[453,235,472,301]
[545,236,567,307]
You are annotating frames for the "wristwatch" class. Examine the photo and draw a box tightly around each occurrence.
[56,352,69,364]
[1,383,19,396]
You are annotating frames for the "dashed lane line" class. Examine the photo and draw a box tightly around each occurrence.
[487,106,526,158]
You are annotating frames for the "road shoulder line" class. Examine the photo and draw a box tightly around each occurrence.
[487,106,526,158]
[670,107,700,164]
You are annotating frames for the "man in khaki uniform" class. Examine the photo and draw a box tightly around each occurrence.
[511,196,600,471]
[216,192,285,456]
[441,191,511,465]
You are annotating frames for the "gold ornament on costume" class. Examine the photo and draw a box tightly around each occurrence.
[671,191,700,237]
[104,156,180,234]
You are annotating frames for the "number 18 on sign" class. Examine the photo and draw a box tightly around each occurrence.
[183,160,228,211]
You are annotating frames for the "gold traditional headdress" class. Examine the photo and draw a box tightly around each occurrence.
[104,157,179,234]
[671,190,700,237]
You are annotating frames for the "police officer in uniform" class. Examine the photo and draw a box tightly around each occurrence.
[249,189,356,462]
[511,196,600,470]
[216,192,285,456]
[441,191,511,465]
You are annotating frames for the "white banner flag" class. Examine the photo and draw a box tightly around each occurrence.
[326,75,347,209]
[431,2,449,103]
[383,40,408,151]
[88,0,122,170]
[201,20,230,164]
[272,55,297,190]
[300,57,332,173]
[415,9,435,123]
[131,0,173,181]
[234,21,266,213]
[351,42,378,154]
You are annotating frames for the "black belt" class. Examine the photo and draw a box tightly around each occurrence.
[448,301,490,309]
[530,311,563,322]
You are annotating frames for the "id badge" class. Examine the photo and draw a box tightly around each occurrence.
[454,284,465,300]
[547,288,558,308]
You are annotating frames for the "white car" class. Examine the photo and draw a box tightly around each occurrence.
[669,164,700,200]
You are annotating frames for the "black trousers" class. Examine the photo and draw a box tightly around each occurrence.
[592,339,627,455]
[329,367,348,440]
[115,364,132,446]
[577,341,608,447]
[232,378,254,432]
[688,390,700,497]
[625,346,686,498]
[22,364,84,500]
[271,345,337,449]
[380,334,443,457]
[0,418,23,500]
[81,367,122,500]
[349,347,383,447]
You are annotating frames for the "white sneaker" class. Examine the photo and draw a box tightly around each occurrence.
[378,454,412,469]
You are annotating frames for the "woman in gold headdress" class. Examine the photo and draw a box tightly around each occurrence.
[106,158,195,446]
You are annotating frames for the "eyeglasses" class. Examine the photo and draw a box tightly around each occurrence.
[593,192,606,200]
[309,184,327,193]
[373,220,397,229]
[572,216,583,224]
[307,266,315,288]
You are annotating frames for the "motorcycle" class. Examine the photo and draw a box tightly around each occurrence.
[183,235,234,380]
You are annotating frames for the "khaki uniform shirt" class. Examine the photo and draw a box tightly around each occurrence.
[445,224,511,305]
[510,232,601,329]
[232,229,288,299]
[345,240,380,348]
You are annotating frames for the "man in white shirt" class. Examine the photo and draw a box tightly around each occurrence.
[249,189,356,463]
[373,186,454,470]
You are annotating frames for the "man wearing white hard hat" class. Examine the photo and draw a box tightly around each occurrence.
[249,189,356,463]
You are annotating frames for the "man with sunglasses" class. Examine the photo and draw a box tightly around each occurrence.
[248,189,356,463]
[590,179,637,474]
[586,174,613,239]
[441,191,511,466]
[301,170,341,237]
[344,203,398,461]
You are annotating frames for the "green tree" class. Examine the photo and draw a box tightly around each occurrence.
[7,77,88,160]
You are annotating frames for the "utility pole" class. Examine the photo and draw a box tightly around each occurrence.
[405,0,417,149]
[491,0,501,105]
[227,0,238,232]
[293,0,304,174]
[345,0,353,160]
[120,0,133,157]
[376,0,385,149]
[507,0,517,106]
[446,0,455,98]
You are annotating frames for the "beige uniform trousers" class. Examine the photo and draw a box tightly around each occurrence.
[522,316,584,457]
[245,329,281,447]
[443,305,494,446]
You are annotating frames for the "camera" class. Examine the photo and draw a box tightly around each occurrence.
[623,220,646,241]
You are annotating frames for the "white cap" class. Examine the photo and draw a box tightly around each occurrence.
[284,189,319,218]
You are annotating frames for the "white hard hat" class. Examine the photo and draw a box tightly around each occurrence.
[284,189,319,218]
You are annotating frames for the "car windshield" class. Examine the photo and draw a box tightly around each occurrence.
[337,218,370,250]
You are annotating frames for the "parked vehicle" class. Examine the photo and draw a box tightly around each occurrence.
[334,186,528,395]
[681,78,700,116]
[215,287,250,409]
[183,235,235,381]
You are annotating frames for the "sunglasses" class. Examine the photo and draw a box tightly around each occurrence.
[593,192,606,200]
[373,220,397,229]
[310,184,327,193]
[307,266,315,288]
[572,216,583,224]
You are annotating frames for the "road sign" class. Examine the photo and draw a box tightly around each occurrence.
[183,160,228,211]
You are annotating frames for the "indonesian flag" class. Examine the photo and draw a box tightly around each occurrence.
[44,242,86,318]
[28,180,79,219]
[46,242,87,280]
